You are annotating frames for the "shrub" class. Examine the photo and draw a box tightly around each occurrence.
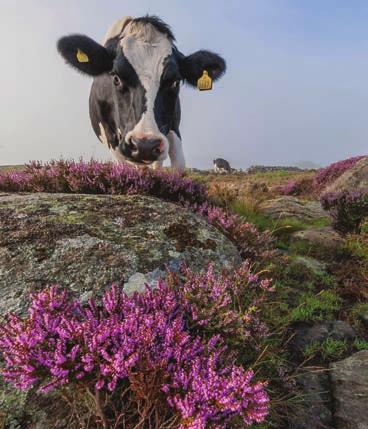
[0,160,274,265]
[314,156,366,189]
[194,203,274,262]
[167,263,273,353]
[279,176,314,197]
[0,160,208,206]
[0,275,269,428]
[321,191,368,234]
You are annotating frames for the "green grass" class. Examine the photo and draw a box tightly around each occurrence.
[344,233,368,261]
[348,302,368,331]
[353,338,368,351]
[303,338,348,361]
[233,200,330,238]
[290,291,342,323]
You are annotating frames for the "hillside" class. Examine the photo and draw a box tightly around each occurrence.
[0,157,367,429]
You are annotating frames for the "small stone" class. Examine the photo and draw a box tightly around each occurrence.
[123,272,149,296]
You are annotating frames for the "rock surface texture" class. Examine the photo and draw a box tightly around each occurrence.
[291,227,344,250]
[0,193,241,316]
[324,157,368,194]
[260,196,327,221]
[330,351,368,429]
[291,321,356,355]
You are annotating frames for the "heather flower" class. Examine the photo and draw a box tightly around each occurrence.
[314,156,366,189]
[0,279,269,428]
[194,202,274,262]
[279,176,314,197]
[321,191,368,234]
[0,159,208,206]
[166,263,272,352]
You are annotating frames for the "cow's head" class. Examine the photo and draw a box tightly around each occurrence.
[57,16,226,165]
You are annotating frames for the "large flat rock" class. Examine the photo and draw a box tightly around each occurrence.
[0,193,241,316]
[260,196,327,221]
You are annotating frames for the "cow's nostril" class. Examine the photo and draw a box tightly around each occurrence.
[152,146,162,157]
[127,138,137,152]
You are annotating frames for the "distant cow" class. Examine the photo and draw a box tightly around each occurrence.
[57,16,226,171]
[213,158,231,173]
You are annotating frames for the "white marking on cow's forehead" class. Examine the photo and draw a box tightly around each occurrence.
[120,22,173,139]
[102,16,133,46]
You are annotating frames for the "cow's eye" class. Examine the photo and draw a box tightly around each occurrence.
[112,74,121,86]
[171,80,180,90]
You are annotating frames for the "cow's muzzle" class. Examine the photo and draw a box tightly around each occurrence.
[121,137,164,164]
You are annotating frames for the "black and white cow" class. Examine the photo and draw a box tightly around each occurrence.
[57,16,226,171]
[213,158,231,173]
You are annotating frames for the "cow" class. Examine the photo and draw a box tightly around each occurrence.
[57,15,226,171]
[213,158,231,173]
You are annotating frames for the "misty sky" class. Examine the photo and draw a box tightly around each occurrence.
[1,0,367,169]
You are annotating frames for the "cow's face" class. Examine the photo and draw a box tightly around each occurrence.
[57,16,226,166]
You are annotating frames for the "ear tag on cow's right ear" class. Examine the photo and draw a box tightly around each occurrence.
[76,49,89,63]
[197,70,213,91]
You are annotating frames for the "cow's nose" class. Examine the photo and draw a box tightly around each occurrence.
[128,138,163,161]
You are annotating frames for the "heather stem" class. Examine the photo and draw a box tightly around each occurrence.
[91,387,110,429]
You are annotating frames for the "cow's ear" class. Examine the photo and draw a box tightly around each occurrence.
[179,50,226,87]
[57,34,113,76]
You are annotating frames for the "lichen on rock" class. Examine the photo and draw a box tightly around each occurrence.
[0,193,241,316]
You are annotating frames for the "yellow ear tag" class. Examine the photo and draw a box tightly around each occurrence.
[197,70,212,91]
[76,49,89,63]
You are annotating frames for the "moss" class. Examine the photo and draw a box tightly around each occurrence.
[0,381,27,429]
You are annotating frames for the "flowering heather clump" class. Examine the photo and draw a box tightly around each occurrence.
[314,156,366,189]
[195,202,274,262]
[279,176,314,197]
[321,191,368,234]
[168,263,272,352]
[0,281,269,428]
[0,159,274,264]
[0,159,208,206]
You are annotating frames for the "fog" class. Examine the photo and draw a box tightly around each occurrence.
[1,0,367,168]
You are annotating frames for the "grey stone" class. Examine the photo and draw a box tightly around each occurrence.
[292,321,356,354]
[294,256,327,276]
[260,196,327,221]
[289,371,333,429]
[291,227,344,250]
[325,157,368,194]
[330,351,368,429]
[0,193,241,317]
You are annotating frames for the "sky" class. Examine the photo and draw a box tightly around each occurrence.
[1,0,367,169]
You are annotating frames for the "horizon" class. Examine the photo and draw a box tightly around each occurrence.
[1,1,367,169]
